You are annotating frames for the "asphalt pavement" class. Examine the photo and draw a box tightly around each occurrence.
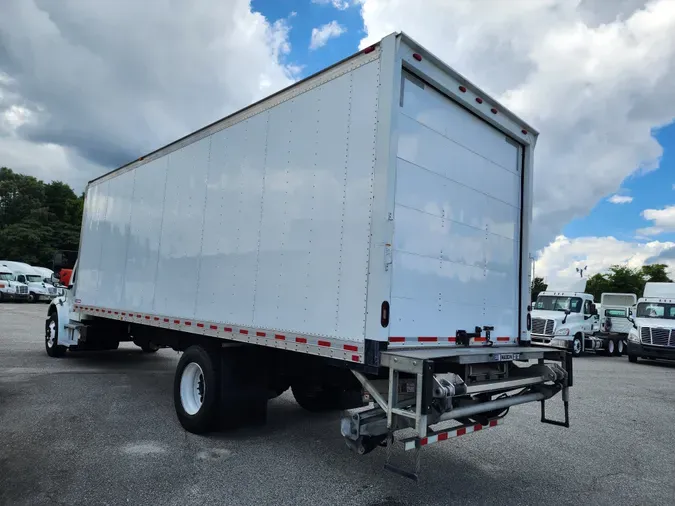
[1,303,674,506]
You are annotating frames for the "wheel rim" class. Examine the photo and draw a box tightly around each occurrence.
[180,362,205,415]
[608,340,615,354]
[47,320,56,348]
[618,341,624,353]
[573,338,581,354]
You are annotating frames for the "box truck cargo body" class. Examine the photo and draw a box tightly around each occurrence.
[45,32,571,478]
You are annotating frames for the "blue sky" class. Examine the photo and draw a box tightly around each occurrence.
[563,122,675,244]
[252,0,675,252]
[251,0,364,75]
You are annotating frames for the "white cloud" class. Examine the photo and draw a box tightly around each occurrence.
[358,0,675,250]
[0,0,298,191]
[638,205,675,235]
[310,21,347,50]
[535,235,675,289]
[608,194,633,204]
[311,0,351,9]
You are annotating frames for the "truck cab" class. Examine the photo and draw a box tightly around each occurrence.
[627,282,675,363]
[531,290,599,357]
[598,292,637,353]
[0,261,59,303]
[0,267,29,302]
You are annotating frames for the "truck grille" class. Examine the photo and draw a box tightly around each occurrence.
[640,327,675,347]
[532,318,554,336]
[18,286,28,294]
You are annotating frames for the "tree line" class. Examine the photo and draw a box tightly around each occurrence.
[0,167,83,267]
[531,264,672,302]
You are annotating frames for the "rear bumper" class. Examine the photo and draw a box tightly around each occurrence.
[627,342,675,361]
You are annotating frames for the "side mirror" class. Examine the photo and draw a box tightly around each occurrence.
[591,304,598,316]
[564,309,571,315]
[628,308,633,316]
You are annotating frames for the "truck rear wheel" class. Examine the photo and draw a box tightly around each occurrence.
[291,382,362,412]
[615,339,624,357]
[605,339,615,356]
[628,354,638,363]
[174,345,221,434]
[135,340,160,353]
[292,383,338,412]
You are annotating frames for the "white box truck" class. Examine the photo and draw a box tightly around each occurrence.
[43,32,571,479]
[627,282,675,363]
[597,292,637,355]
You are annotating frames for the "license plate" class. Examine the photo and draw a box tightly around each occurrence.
[494,353,519,361]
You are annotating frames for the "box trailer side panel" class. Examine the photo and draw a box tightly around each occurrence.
[76,53,383,343]
[387,41,531,343]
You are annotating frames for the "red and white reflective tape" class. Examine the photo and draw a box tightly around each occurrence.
[403,418,503,451]
[388,336,514,345]
[72,304,364,364]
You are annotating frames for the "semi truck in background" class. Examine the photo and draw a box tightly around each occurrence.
[530,283,600,357]
[627,282,675,363]
[0,261,59,302]
[42,32,572,479]
[597,292,637,355]
[0,265,29,302]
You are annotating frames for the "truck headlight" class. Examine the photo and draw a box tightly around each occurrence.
[628,331,640,343]
[555,328,570,336]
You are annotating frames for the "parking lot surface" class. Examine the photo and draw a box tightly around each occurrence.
[1,303,674,505]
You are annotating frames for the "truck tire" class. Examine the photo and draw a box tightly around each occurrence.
[572,334,583,358]
[605,339,615,356]
[292,383,336,412]
[628,354,638,363]
[45,312,67,358]
[28,292,38,303]
[291,382,362,412]
[174,345,221,434]
[135,341,159,353]
[615,339,624,357]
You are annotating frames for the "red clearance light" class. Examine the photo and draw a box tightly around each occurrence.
[491,108,498,114]
[412,53,422,61]
[458,85,467,93]
[475,97,483,104]
[363,44,376,54]
[521,129,528,135]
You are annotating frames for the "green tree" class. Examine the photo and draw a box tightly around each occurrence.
[641,264,672,284]
[583,263,673,300]
[0,167,83,267]
[585,273,610,302]
[531,277,548,301]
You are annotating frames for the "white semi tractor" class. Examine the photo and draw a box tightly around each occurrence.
[0,265,29,301]
[43,32,572,479]
[0,261,59,302]
[596,292,637,355]
[627,282,675,363]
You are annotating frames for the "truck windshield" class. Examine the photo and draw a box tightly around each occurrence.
[636,302,675,319]
[26,275,43,283]
[535,296,582,313]
[0,273,13,281]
